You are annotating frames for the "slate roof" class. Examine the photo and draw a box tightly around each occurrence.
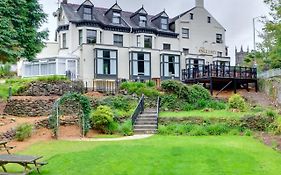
[60,3,178,36]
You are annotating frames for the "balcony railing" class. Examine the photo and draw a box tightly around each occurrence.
[182,64,257,81]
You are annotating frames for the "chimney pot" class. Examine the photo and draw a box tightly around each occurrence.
[196,0,204,7]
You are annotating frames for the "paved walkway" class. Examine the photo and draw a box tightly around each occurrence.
[61,134,154,142]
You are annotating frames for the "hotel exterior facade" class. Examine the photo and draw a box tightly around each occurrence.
[19,0,230,88]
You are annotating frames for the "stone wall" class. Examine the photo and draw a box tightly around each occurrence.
[4,96,84,117]
[259,78,281,104]
[17,80,84,96]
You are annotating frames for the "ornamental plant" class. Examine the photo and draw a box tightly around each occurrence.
[91,105,115,133]
[228,94,247,112]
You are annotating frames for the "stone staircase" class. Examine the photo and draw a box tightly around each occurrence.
[134,108,158,134]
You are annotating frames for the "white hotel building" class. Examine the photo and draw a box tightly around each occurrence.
[20,0,230,88]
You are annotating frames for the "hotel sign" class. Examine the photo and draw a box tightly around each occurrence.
[198,47,216,55]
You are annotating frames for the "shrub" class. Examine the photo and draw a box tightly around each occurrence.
[0,63,12,78]
[182,103,195,111]
[120,82,159,97]
[15,123,33,141]
[240,114,275,131]
[273,117,281,135]
[228,94,247,112]
[205,124,230,135]
[146,80,156,88]
[118,120,133,136]
[265,109,278,119]
[189,126,208,136]
[91,105,114,133]
[160,94,184,111]
[207,100,227,110]
[188,84,211,103]
[161,80,183,93]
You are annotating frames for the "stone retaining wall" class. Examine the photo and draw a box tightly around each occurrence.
[17,80,84,96]
[259,78,281,104]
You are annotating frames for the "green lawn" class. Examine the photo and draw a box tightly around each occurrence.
[6,136,281,175]
[160,110,253,119]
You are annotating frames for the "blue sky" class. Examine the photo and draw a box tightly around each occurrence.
[39,0,270,62]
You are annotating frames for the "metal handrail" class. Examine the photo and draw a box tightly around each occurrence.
[131,94,144,126]
[156,96,161,129]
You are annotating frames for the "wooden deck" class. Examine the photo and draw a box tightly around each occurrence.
[182,65,258,95]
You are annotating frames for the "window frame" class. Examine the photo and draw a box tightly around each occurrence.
[161,17,168,30]
[163,43,171,50]
[83,7,92,20]
[78,30,83,45]
[161,54,180,80]
[62,33,67,49]
[113,34,123,47]
[137,35,141,47]
[182,28,190,39]
[130,51,151,80]
[183,48,190,55]
[139,15,147,27]
[216,33,223,44]
[95,49,118,79]
[112,12,121,24]
[207,16,211,23]
[86,29,97,44]
[144,35,152,49]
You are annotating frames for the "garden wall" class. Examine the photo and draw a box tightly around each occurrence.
[259,78,281,104]
[4,96,89,117]
[17,80,84,96]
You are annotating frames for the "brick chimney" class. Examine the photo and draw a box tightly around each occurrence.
[195,0,204,7]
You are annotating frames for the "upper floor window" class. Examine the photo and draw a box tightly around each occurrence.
[207,16,211,23]
[182,28,189,38]
[62,33,67,48]
[163,43,171,50]
[84,7,92,20]
[217,51,223,57]
[87,30,97,44]
[161,18,168,30]
[79,30,83,45]
[216,34,223,43]
[112,12,121,24]
[183,48,189,55]
[144,36,152,48]
[113,34,123,47]
[190,13,194,20]
[137,35,141,47]
[139,15,147,27]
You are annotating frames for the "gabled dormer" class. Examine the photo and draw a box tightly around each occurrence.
[77,0,94,20]
[131,6,148,27]
[151,11,169,30]
[105,2,122,24]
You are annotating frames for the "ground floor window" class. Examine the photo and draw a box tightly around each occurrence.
[131,52,151,79]
[96,49,117,77]
[186,58,205,78]
[161,55,180,79]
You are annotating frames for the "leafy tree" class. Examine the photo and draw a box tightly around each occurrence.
[0,0,48,63]
[263,0,281,68]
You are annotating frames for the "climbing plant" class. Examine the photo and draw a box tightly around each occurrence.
[49,93,91,138]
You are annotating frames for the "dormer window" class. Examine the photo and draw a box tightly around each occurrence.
[208,16,211,23]
[84,7,92,20]
[112,12,121,24]
[161,17,168,30]
[139,15,147,27]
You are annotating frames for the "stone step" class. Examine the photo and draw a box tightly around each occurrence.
[139,113,157,118]
[135,120,158,125]
[134,129,158,134]
[134,125,157,129]
[144,110,157,114]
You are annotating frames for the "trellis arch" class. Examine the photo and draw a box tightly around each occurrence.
[49,93,91,139]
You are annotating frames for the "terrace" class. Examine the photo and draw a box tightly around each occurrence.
[182,64,258,95]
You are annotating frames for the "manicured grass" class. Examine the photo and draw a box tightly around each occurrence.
[160,110,254,119]
[6,136,281,175]
[92,134,122,138]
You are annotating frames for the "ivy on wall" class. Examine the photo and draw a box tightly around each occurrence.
[49,93,91,138]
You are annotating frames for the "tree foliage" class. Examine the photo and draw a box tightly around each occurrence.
[0,0,48,63]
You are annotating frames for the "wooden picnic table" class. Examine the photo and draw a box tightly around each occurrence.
[0,154,47,175]
[0,141,15,154]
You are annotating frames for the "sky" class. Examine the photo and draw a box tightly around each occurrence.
[38,0,270,64]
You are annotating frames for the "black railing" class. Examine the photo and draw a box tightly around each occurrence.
[182,64,257,81]
[131,94,145,126]
[156,96,161,129]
